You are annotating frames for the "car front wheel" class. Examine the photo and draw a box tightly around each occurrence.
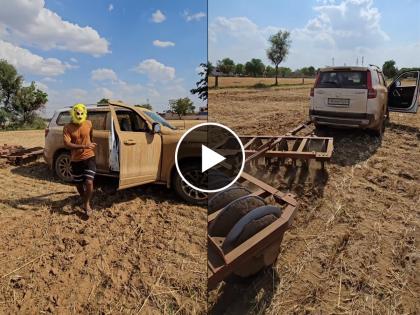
[173,163,207,206]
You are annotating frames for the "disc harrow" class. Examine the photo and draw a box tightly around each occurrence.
[207,121,334,290]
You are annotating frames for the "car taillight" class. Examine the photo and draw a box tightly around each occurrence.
[310,72,320,97]
[367,70,377,99]
[45,128,49,137]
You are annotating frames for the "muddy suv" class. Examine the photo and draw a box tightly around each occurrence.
[309,66,419,136]
[44,100,206,205]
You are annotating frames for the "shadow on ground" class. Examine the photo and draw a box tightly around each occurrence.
[4,161,187,218]
[209,267,279,315]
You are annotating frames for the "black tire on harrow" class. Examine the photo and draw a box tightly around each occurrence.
[209,195,266,237]
[222,205,284,278]
[208,187,252,215]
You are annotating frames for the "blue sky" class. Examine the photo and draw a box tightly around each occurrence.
[209,0,420,70]
[0,0,207,116]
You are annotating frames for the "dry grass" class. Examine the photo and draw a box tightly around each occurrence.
[208,81,419,314]
[208,76,315,89]
[0,133,206,314]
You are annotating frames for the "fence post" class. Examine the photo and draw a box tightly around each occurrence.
[215,76,219,88]
[302,77,305,84]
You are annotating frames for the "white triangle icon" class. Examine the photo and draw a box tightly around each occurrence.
[201,145,226,172]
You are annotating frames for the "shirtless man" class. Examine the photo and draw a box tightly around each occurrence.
[63,103,97,216]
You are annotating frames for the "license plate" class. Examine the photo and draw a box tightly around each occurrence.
[328,98,350,106]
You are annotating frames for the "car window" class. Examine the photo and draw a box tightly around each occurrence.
[56,112,71,125]
[88,111,108,130]
[371,71,379,85]
[317,71,367,89]
[397,71,419,87]
[144,111,176,130]
[56,110,108,129]
[378,72,385,86]
[115,109,148,132]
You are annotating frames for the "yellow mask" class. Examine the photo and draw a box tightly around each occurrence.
[70,103,87,124]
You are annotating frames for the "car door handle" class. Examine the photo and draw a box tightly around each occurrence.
[124,139,136,145]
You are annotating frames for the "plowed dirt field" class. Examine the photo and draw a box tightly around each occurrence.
[0,130,206,314]
[208,84,419,314]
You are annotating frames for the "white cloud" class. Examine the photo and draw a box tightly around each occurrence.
[209,16,280,64]
[69,88,88,99]
[95,87,113,99]
[133,59,175,81]
[34,81,48,91]
[41,77,56,82]
[183,10,206,22]
[208,0,414,69]
[91,68,118,81]
[0,0,110,56]
[108,4,114,12]
[69,57,77,63]
[294,0,389,50]
[0,39,71,76]
[151,10,166,23]
[153,40,175,48]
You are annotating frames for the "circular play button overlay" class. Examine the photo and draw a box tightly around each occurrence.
[175,123,245,193]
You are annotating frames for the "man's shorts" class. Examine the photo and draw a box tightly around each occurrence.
[71,157,96,183]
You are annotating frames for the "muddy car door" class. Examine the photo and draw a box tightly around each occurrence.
[388,70,420,113]
[109,105,162,189]
[89,110,110,173]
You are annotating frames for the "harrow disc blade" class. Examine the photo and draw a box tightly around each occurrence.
[222,205,283,278]
[208,186,251,214]
[209,195,266,237]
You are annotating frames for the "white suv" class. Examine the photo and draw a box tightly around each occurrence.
[309,66,419,136]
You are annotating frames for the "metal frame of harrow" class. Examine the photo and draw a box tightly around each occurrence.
[0,144,44,165]
[207,122,334,290]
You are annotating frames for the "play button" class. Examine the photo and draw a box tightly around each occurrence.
[175,123,245,193]
[201,145,226,172]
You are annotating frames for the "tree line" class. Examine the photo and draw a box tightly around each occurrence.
[210,58,317,78]
[0,60,48,129]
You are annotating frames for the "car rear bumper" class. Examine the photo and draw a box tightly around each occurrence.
[309,110,375,128]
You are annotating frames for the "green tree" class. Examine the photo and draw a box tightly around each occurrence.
[245,59,265,77]
[0,108,10,128]
[300,66,315,76]
[217,58,235,75]
[97,98,109,105]
[307,66,315,76]
[190,62,209,101]
[382,60,398,78]
[266,30,291,85]
[265,65,275,76]
[0,59,23,111]
[13,82,48,125]
[207,61,214,75]
[235,63,244,76]
[278,67,292,78]
[169,97,195,118]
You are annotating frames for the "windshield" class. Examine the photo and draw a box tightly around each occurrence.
[317,71,367,89]
[144,111,176,130]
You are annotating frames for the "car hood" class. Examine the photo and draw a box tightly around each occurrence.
[160,126,206,143]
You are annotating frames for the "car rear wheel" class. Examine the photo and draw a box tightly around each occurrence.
[173,163,207,206]
[54,151,73,182]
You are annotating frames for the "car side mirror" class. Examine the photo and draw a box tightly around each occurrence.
[152,122,161,134]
